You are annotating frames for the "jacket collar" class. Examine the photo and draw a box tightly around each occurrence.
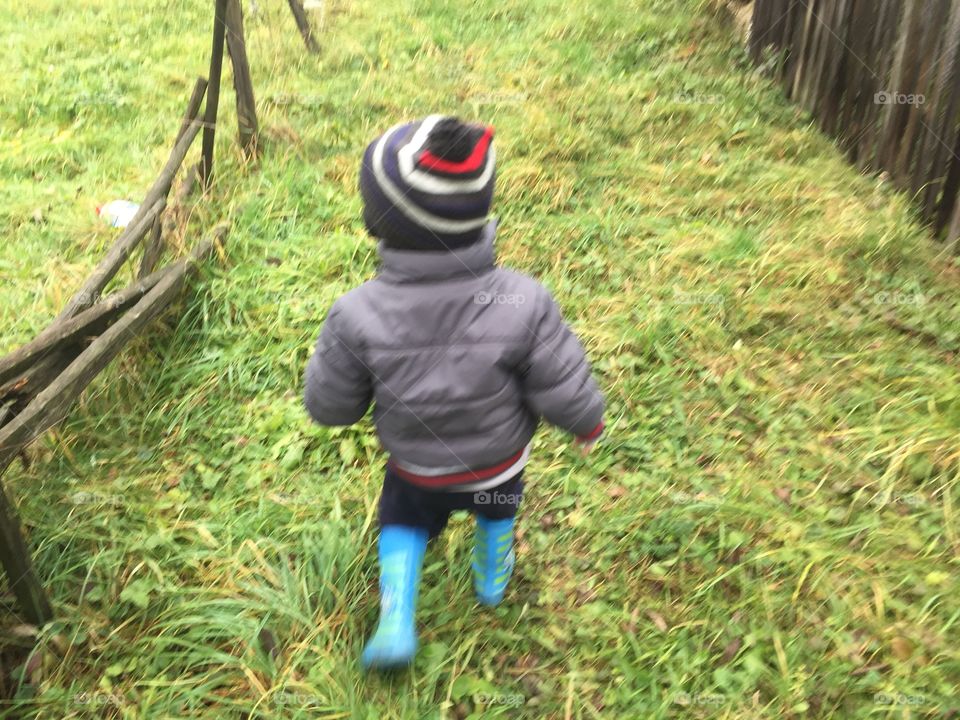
[378,220,497,283]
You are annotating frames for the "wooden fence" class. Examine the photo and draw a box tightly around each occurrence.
[749,0,960,250]
[0,0,260,627]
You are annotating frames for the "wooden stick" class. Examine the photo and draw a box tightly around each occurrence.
[57,119,201,321]
[0,262,182,388]
[138,213,166,280]
[177,77,209,145]
[0,224,229,478]
[56,198,165,321]
[287,0,320,54]
[200,0,229,188]
[225,0,259,157]
[0,483,52,625]
[140,81,206,280]
[0,224,225,627]
[0,351,78,426]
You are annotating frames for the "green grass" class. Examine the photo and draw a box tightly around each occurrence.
[2,0,960,717]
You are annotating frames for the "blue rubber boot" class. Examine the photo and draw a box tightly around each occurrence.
[472,515,515,606]
[361,525,428,671]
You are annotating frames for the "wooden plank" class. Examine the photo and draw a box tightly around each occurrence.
[287,0,320,54]
[799,0,830,113]
[0,224,228,479]
[856,0,904,169]
[776,0,801,83]
[817,0,855,134]
[225,0,260,157]
[0,263,181,387]
[895,0,951,191]
[877,0,924,174]
[836,0,872,155]
[784,0,809,97]
[916,0,960,218]
[0,483,52,625]
[200,0,228,188]
[789,0,819,102]
[749,0,772,61]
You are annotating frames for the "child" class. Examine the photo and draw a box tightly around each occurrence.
[304,115,604,670]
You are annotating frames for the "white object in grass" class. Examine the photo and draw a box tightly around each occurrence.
[97,200,140,228]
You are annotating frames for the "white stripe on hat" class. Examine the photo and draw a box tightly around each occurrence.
[396,114,496,195]
[372,123,489,234]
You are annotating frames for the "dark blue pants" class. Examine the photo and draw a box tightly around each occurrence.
[379,466,524,539]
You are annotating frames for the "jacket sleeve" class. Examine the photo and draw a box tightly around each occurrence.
[303,300,372,426]
[518,287,605,441]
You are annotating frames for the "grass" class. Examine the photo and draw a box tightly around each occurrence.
[2,0,960,717]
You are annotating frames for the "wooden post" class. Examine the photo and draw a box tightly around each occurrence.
[225,0,260,157]
[200,0,228,188]
[0,484,52,625]
[287,0,320,54]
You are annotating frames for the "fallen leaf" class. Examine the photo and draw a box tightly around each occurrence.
[258,628,278,660]
[646,610,668,632]
[720,637,742,664]
[891,636,913,661]
[606,485,627,499]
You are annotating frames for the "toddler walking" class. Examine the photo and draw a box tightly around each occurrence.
[304,115,604,670]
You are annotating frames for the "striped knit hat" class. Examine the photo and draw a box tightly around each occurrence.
[359,115,496,251]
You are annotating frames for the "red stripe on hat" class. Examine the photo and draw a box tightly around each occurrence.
[416,126,494,174]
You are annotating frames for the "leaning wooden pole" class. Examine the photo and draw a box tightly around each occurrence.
[287,0,320,54]
[0,484,52,625]
[200,0,228,188]
[225,0,259,157]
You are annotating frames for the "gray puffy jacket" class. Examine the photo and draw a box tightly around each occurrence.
[304,221,604,490]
